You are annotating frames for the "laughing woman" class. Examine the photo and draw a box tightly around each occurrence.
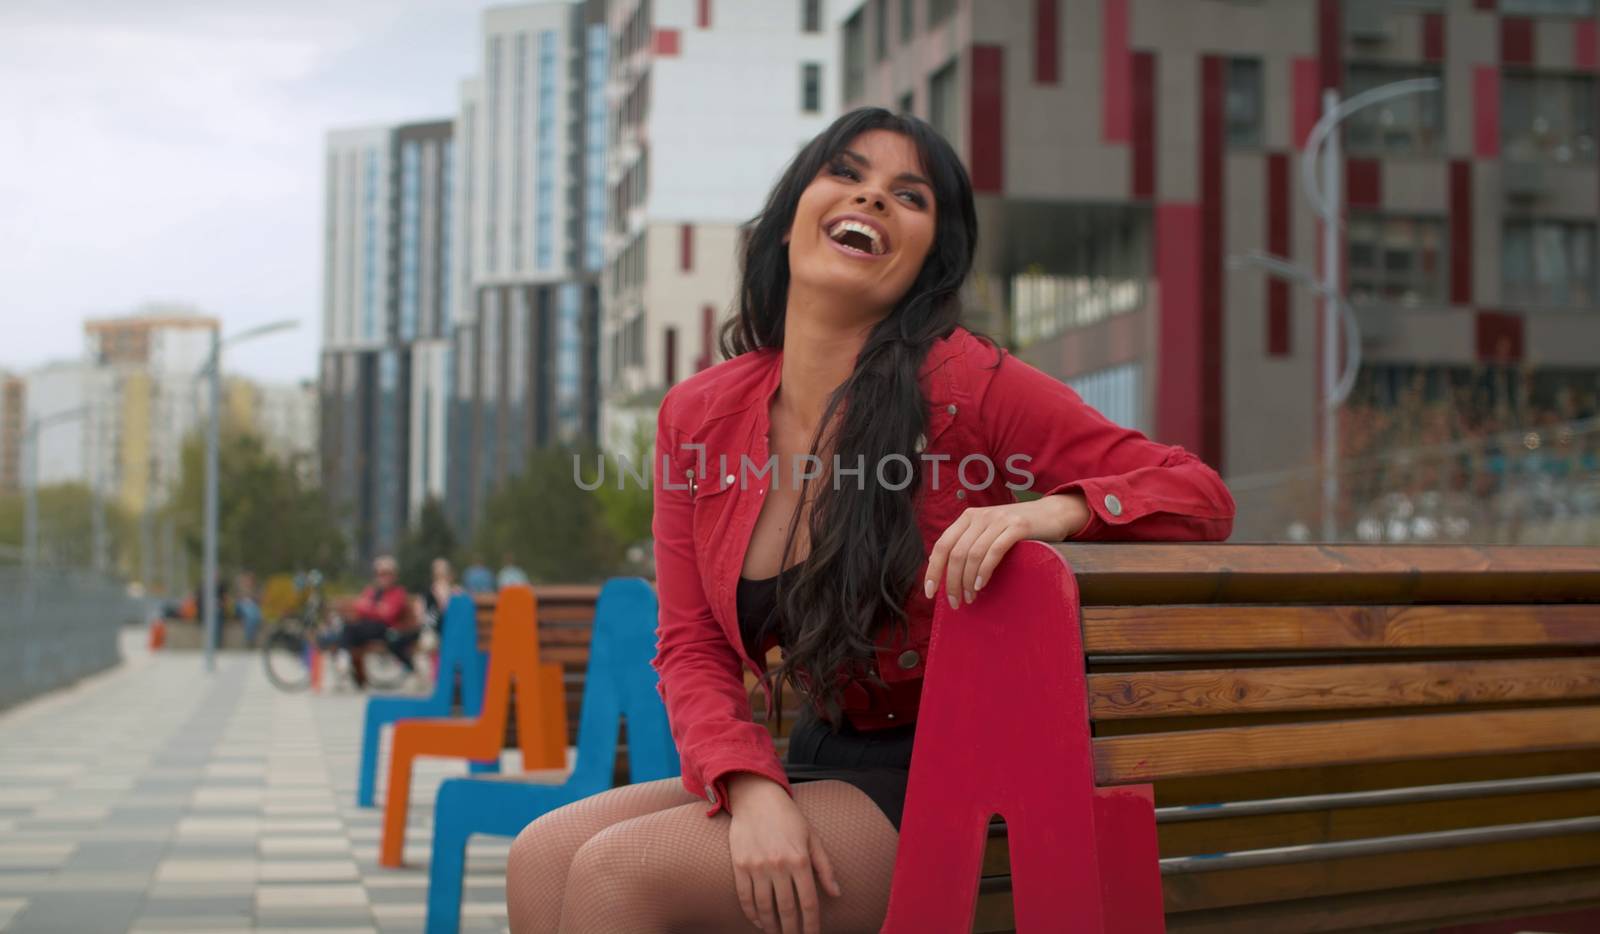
[505,107,1235,933]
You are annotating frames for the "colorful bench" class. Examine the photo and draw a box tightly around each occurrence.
[423,577,678,934]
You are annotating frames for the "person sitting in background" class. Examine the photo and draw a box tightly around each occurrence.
[420,558,461,635]
[462,559,495,595]
[342,555,417,689]
[497,553,530,589]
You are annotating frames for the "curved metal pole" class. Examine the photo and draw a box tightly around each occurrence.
[1300,77,1441,220]
[1228,251,1362,408]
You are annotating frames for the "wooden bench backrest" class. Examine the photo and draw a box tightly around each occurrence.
[1060,543,1600,931]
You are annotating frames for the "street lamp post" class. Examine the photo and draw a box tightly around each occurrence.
[199,319,299,673]
[1230,78,1439,541]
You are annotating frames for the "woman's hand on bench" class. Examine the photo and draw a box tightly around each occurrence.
[924,492,1091,610]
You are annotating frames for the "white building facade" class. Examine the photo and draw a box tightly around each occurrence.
[600,0,840,452]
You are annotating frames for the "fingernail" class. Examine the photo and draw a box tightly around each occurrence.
[974,576,984,591]
[948,593,959,610]
[964,590,973,604]
[924,579,934,599]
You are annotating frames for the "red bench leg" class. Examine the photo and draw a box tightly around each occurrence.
[883,542,1163,933]
[1094,784,1163,934]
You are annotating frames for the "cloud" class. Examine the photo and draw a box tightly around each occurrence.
[0,0,481,383]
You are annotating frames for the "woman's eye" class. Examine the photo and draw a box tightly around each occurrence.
[898,191,927,207]
[829,162,858,180]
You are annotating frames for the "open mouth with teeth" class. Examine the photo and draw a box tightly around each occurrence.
[826,218,889,256]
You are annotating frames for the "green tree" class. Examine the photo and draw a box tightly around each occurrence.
[396,496,458,592]
[591,422,654,559]
[473,443,625,584]
[170,428,348,580]
[0,483,110,567]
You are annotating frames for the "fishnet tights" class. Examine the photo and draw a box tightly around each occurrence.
[506,776,900,933]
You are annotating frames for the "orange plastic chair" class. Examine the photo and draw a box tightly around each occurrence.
[379,584,567,867]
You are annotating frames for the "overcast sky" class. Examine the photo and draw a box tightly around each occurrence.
[0,0,490,383]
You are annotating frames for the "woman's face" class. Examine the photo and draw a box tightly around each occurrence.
[786,129,937,316]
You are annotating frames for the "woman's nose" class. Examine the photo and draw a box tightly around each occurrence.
[855,192,885,210]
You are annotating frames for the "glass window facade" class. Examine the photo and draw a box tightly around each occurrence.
[555,283,583,442]
[1502,71,1596,163]
[1225,58,1262,149]
[804,0,825,33]
[1009,205,1149,348]
[929,58,958,140]
[1502,0,1595,14]
[362,149,379,342]
[1503,219,1597,308]
[487,36,502,274]
[802,63,822,113]
[843,10,865,101]
[1345,63,1444,155]
[1348,214,1448,307]
[512,33,528,271]
[586,24,609,273]
[536,30,558,272]
[400,141,421,341]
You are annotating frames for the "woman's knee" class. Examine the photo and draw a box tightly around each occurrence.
[563,822,657,900]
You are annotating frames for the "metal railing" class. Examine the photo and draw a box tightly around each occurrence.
[1228,415,1600,544]
[0,557,141,711]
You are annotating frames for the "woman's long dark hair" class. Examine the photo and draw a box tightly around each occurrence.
[720,107,996,726]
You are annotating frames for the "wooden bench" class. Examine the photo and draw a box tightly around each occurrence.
[891,542,1600,933]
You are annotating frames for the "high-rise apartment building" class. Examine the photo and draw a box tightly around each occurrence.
[320,119,455,562]
[82,308,218,515]
[444,1,609,536]
[19,360,91,488]
[843,0,1600,491]
[600,0,841,452]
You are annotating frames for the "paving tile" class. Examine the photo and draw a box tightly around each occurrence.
[7,891,145,934]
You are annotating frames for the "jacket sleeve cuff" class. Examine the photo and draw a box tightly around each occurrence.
[700,762,793,818]
[1046,480,1118,540]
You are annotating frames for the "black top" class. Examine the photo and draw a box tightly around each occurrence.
[735,562,805,662]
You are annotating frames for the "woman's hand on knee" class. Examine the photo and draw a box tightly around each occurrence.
[725,776,842,934]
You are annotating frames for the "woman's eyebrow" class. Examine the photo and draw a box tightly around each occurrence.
[840,149,931,189]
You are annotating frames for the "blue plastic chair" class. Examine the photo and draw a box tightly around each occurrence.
[357,593,498,808]
[423,577,678,934]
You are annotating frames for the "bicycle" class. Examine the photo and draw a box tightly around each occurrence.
[262,571,418,693]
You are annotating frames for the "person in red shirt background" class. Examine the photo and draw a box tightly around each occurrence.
[504,107,1235,933]
[340,555,417,689]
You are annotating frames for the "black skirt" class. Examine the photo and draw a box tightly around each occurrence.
[783,704,916,831]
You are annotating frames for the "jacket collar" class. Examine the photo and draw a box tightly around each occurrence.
[700,328,968,424]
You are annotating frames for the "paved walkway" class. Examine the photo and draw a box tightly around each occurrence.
[0,632,513,933]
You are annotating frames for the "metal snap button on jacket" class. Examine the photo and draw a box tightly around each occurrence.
[706,785,718,805]
[1105,493,1124,517]
[897,650,920,669]
[914,433,927,453]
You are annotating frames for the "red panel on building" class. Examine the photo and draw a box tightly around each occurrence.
[1102,0,1130,143]
[1156,203,1206,459]
[665,326,679,386]
[1346,158,1382,208]
[1131,51,1155,200]
[1292,57,1320,149]
[1267,152,1291,357]
[1318,0,1342,93]
[1475,311,1523,362]
[1501,17,1535,66]
[698,304,715,372]
[1199,56,1225,473]
[1577,20,1598,70]
[698,0,711,28]
[1035,0,1058,84]
[652,28,680,56]
[1450,160,1473,306]
[1423,13,1446,62]
[970,45,1005,193]
[1474,66,1500,158]
[680,224,694,272]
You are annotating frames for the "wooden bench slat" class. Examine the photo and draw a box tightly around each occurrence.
[1156,829,1600,913]
[1057,543,1600,605]
[1088,657,1600,719]
[1093,706,1600,784]
[1160,865,1600,934]
[1082,604,1600,653]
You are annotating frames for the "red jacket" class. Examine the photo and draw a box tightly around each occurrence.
[651,326,1235,817]
[351,585,412,630]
